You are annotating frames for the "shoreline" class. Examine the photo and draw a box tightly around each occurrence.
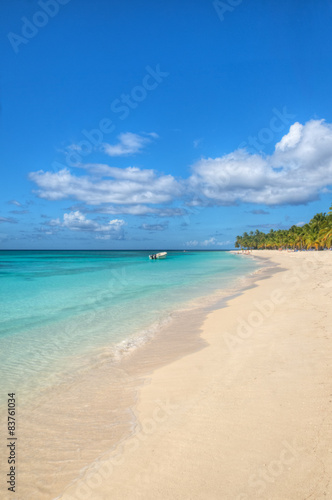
[0,253,261,500]
[59,250,332,500]
[0,251,257,411]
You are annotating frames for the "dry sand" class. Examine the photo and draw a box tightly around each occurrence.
[59,250,332,500]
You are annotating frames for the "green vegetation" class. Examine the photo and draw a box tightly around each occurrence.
[235,204,332,251]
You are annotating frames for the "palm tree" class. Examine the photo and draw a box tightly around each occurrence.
[318,205,332,249]
[319,223,332,248]
[235,235,243,250]
[234,203,332,250]
[242,232,250,250]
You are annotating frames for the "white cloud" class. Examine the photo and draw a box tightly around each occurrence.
[103,132,157,157]
[296,221,306,227]
[108,219,126,229]
[186,237,230,248]
[95,234,111,240]
[49,218,61,226]
[201,237,229,246]
[202,237,217,246]
[186,240,198,247]
[100,204,156,215]
[84,164,156,181]
[29,119,332,213]
[189,119,332,206]
[29,167,180,206]
[50,211,125,235]
[275,122,303,152]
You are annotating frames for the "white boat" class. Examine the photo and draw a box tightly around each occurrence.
[149,252,167,260]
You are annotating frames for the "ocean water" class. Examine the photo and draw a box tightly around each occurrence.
[0,250,258,405]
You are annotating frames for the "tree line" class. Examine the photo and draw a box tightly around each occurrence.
[235,205,332,250]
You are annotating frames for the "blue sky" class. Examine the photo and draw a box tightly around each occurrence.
[1,0,332,249]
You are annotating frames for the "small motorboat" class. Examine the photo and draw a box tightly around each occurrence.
[149,252,167,260]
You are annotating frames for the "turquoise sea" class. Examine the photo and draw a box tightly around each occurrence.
[0,250,258,406]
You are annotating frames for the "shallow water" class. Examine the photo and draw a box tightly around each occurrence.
[0,250,260,499]
[0,250,258,404]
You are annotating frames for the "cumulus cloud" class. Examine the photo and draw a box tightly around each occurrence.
[189,119,332,206]
[29,167,180,206]
[103,132,157,157]
[49,211,125,237]
[29,119,332,214]
[275,122,303,152]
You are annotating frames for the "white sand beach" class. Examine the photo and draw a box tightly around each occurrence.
[58,250,332,500]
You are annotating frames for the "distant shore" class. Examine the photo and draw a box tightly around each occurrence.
[58,250,332,499]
